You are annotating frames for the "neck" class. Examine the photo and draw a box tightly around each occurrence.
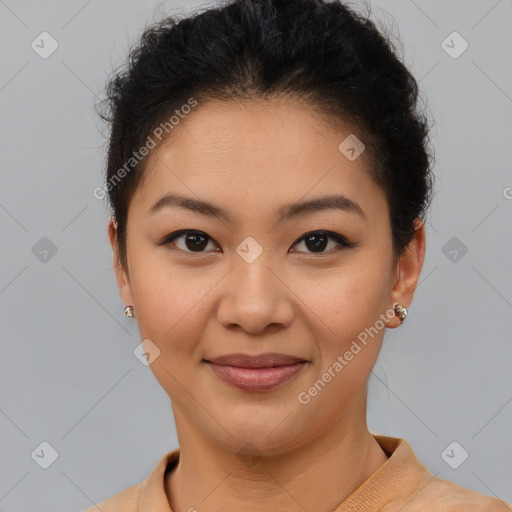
[165,401,389,512]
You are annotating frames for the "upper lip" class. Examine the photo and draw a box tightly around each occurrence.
[205,352,307,368]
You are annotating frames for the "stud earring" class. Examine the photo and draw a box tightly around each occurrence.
[393,303,407,324]
[124,305,135,318]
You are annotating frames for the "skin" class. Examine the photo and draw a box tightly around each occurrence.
[108,98,426,512]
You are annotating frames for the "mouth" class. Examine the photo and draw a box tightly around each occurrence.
[203,353,308,391]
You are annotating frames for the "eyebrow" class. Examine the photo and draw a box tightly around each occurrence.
[149,193,366,222]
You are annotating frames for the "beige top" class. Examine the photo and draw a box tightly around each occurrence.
[83,434,511,511]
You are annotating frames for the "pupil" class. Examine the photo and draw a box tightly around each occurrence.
[186,233,208,251]
[306,233,327,252]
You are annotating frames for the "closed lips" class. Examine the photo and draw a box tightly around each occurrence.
[204,353,309,391]
[204,353,308,368]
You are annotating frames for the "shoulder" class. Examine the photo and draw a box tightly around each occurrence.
[368,435,511,512]
[404,474,512,511]
[78,449,178,512]
[81,482,143,512]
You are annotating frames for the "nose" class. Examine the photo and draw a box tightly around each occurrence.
[215,251,294,335]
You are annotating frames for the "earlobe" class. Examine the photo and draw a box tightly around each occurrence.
[107,219,134,309]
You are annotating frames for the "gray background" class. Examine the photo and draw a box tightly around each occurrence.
[1,0,511,510]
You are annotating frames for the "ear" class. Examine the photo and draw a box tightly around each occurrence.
[107,219,134,309]
[387,218,426,328]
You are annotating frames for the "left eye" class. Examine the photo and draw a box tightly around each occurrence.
[291,231,351,254]
[159,230,351,254]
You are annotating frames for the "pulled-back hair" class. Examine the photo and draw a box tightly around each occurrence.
[97,0,434,269]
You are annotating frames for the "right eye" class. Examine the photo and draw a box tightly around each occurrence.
[158,230,220,253]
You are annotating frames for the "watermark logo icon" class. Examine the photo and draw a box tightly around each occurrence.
[236,442,262,468]
[32,237,58,263]
[441,31,468,59]
[134,338,161,366]
[442,236,468,263]
[441,441,469,469]
[31,441,59,469]
[236,236,263,264]
[31,32,59,59]
[338,134,365,161]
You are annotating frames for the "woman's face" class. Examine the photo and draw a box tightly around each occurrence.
[111,99,423,455]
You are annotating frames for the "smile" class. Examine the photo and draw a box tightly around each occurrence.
[205,360,307,391]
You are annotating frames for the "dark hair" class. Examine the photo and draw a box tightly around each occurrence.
[98,0,434,270]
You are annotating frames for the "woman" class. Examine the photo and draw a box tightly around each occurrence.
[86,0,511,510]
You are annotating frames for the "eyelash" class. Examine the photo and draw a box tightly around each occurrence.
[157,229,353,255]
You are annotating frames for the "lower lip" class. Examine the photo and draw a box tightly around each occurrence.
[206,362,307,391]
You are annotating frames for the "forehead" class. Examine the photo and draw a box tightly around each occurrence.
[133,99,387,222]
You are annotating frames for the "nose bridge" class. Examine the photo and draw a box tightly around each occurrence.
[216,239,293,332]
[231,239,279,302]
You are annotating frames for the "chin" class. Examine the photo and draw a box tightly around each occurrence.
[210,415,306,457]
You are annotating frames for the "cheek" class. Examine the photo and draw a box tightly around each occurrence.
[128,259,214,400]
[127,248,213,357]
[294,257,391,337]
[290,262,390,425]
[288,254,393,398]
